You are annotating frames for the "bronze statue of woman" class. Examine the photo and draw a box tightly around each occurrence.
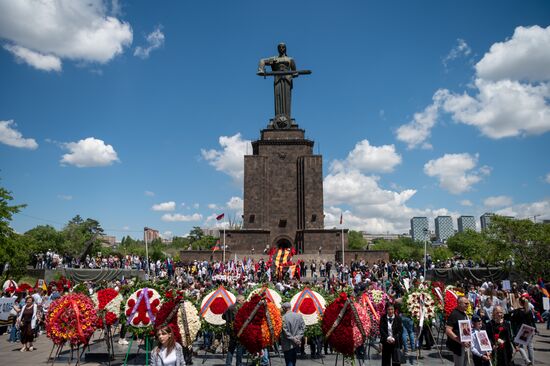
[258,43,297,119]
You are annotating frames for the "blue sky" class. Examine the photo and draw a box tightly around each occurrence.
[1,0,549,240]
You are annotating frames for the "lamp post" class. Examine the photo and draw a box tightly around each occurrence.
[423,227,429,280]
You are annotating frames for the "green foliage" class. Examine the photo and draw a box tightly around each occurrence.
[0,184,28,279]
[348,230,367,250]
[446,229,488,261]
[372,237,424,261]
[188,226,204,242]
[431,246,453,262]
[484,216,550,280]
[191,235,218,250]
[171,236,191,249]
[24,225,66,253]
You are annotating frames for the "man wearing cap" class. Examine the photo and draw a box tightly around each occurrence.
[280,302,305,366]
[470,316,491,366]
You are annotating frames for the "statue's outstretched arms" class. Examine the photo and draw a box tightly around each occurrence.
[257,57,278,73]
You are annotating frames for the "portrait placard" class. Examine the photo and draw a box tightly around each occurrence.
[477,330,492,352]
[458,319,472,342]
[513,324,536,346]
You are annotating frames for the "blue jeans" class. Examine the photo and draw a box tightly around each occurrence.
[401,316,415,352]
[226,338,243,366]
[9,325,20,342]
[284,348,298,366]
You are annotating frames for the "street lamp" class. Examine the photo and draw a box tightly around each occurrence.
[423,227,429,280]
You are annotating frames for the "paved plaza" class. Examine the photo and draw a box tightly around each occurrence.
[1,325,549,366]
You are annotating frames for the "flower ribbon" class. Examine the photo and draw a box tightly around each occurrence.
[237,299,265,338]
[325,299,350,339]
[180,302,193,348]
[349,303,367,341]
[361,294,379,321]
[70,298,86,343]
[127,288,155,326]
[264,302,275,344]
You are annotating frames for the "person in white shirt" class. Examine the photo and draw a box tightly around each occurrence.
[470,316,491,366]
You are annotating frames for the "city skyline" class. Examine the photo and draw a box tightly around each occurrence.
[1,1,550,240]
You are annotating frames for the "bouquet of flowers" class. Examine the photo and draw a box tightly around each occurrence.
[155,300,183,344]
[234,294,282,354]
[360,293,380,337]
[125,287,162,331]
[431,281,445,307]
[178,301,201,348]
[46,293,98,346]
[404,290,437,324]
[444,288,458,318]
[200,286,236,325]
[289,287,326,326]
[247,286,283,309]
[367,288,390,316]
[91,288,123,327]
[321,293,371,356]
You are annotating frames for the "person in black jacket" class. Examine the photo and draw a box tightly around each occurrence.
[223,295,245,366]
[511,297,536,365]
[379,303,402,366]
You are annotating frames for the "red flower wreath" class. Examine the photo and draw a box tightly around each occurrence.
[234,294,282,354]
[46,293,98,346]
[321,293,371,356]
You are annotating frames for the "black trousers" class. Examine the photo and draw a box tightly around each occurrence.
[381,343,401,366]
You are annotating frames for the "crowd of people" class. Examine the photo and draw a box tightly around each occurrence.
[3,255,550,366]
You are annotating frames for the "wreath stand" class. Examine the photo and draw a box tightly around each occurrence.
[237,299,279,366]
[201,333,226,364]
[325,298,368,366]
[103,324,116,365]
[415,322,446,364]
[123,334,151,366]
[47,342,64,366]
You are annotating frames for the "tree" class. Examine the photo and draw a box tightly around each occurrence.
[188,226,204,242]
[0,184,28,278]
[24,225,65,253]
[446,229,487,261]
[348,230,367,250]
[485,216,549,280]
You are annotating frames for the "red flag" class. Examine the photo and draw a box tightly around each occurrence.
[216,213,225,220]
[212,245,221,252]
[340,213,343,225]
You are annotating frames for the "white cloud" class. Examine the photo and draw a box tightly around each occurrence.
[0,0,133,71]
[0,120,38,149]
[60,137,119,167]
[495,198,550,221]
[322,141,458,233]
[193,203,200,209]
[152,201,176,212]
[144,190,155,197]
[208,203,220,210]
[201,133,251,184]
[443,38,471,67]
[57,194,72,201]
[460,199,473,207]
[330,139,402,173]
[423,153,489,194]
[227,196,243,211]
[134,26,164,59]
[545,173,550,184]
[161,213,202,222]
[396,25,550,148]
[483,195,513,208]
[395,95,441,149]
[161,231,173,239]
[4,44,61,71]
[476,25,550,82]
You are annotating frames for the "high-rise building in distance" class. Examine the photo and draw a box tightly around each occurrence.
[480,213,494,230]
[435,216,454,243]
[410,217,429,242]
[458,215,476,232]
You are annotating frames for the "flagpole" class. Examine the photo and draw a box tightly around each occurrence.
[341,213,345,266]
[223,218,226,264]
[144,228,150,280]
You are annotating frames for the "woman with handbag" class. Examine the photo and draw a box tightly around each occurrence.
[16,295,40,352]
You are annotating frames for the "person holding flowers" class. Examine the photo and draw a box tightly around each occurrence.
[281,302,305,366]
[151,325,185,366]
[486,306,515,366]
[379,303,402,366]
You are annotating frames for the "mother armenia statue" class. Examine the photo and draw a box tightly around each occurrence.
[257,43,310,128]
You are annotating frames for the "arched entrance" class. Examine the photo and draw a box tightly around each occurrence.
[273,235,293,249]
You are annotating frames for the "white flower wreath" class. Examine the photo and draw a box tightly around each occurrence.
[247,287,283,309]
[177,301,201,347]
[290,288,326,326]
[124,288,162,328]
